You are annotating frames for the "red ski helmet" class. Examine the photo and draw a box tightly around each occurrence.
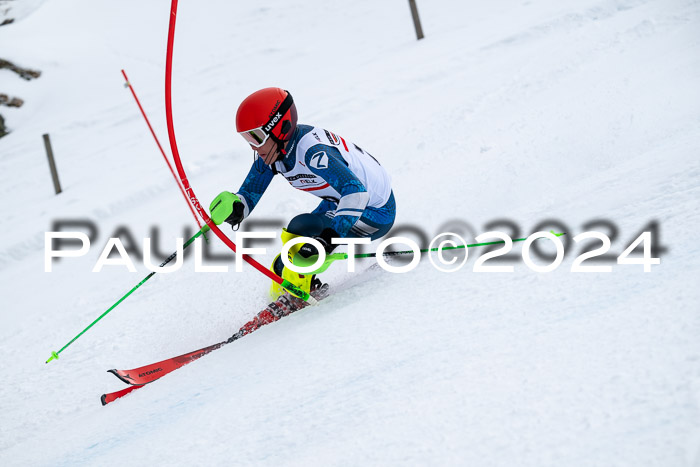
[236,88,297,150]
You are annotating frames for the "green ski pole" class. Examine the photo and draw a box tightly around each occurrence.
[295,231,566,274]
[358,231,566,258]
[45,224,211,364]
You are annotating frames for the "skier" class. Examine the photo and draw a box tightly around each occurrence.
[210,87,396,298]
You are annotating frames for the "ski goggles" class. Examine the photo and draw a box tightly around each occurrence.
[239,127,270,148]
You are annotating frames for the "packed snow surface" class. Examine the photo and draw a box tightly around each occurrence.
[1,0,699,465]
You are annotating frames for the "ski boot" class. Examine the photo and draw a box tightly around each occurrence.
[269,228,326,300]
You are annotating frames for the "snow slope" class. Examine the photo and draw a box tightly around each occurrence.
[1,0,699,465]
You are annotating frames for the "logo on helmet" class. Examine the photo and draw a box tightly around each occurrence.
[269,99,281,115]
[264,112,283,132]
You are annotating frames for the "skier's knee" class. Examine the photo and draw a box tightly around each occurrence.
[287,213,326,237]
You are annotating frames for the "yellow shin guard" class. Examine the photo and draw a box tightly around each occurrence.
[269,229,315,299]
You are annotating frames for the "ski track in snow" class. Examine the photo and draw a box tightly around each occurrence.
[1,0,699,465]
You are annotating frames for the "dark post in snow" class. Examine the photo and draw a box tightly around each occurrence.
[408,0,424,40]
[42,133,62,195]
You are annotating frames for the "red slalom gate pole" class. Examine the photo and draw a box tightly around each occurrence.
[163,0,316,304]
[121,68,205,236]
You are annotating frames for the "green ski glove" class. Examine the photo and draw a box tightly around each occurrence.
[210,191,245,227]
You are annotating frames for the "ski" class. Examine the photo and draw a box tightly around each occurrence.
[103,285,329,400]
[108,341,226,386]
[101,384,144,406]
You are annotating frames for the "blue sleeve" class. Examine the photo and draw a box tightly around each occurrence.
[305,144,369,236]
[236,160,275,218]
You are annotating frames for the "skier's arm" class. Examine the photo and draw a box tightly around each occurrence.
[235,160,275,219]
[305,144,369,236]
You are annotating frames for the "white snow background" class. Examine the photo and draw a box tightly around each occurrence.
[1,0,699,465]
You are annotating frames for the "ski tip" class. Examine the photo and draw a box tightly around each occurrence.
[100,394,107,406]
[108,368,139,386]
[107,368,123,381]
